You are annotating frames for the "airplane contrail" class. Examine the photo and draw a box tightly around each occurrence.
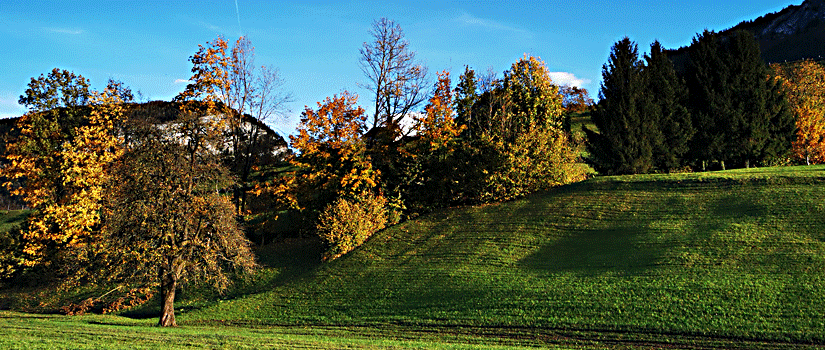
[235,0,242,34]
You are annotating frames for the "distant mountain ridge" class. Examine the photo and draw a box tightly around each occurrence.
[729,0,825,63]
[667,0,825,64]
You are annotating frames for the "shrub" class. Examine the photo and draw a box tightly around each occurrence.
[480,127,586,202]
[317,191,388,261]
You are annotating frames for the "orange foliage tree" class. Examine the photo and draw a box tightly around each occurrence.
[560,85,594,114]
[290,92,378,201]
[290,92,388,260]
[772,60,825,164]
[413,71,465,150]
[180,35,292,214]
[395,71,470,207]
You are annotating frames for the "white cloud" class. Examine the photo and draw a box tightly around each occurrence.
[42,27,84,35]
[0,93,26,118]
[548,72,591,88]
[174,79,192,85]
[455,13,527,34]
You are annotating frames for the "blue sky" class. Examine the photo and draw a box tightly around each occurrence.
[0,0,799,135]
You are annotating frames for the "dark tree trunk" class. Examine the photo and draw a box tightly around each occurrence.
[158,266,178,327]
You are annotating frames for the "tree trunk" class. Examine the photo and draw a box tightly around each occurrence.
[158,267,178,327]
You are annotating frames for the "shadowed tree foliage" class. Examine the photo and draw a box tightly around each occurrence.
[103,102,257,327]
[643,41,694,172]
[585,37,656,175]
[685,30,794,169]
[18,68,90,113]
[454,66,478,133]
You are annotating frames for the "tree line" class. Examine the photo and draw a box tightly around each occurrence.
[0,19,591,326]
[586,29,825,175]
[4,19,822,327]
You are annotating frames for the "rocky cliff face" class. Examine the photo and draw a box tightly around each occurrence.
[729,0,825,63]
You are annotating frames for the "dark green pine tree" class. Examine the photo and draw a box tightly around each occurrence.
[644,41,694,172]
[724,31,794,167]
[685,30,730,170]
[585,37,654,175]
[685,30,794,169]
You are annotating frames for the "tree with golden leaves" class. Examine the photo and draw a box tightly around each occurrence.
[772,60,825,164]
[471,56,582,201]
[2,75,128,269]
[290,92,378,206]
[414,71,465,150]
[560,85,594,114]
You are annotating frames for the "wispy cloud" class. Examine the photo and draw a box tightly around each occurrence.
[548,72,591,88]
[454,13,528,34]
[42,27,84,35]
[174,79,191,85]
[196,21,228,34]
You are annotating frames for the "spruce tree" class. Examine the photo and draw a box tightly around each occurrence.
[685,30,729,170]
[685,30,793,169]
[644,41,693,172]
[585,37,653,175]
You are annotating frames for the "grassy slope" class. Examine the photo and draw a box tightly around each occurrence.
[173,165,825,346]
[0,210,28,233]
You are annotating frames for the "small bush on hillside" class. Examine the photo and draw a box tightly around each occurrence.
[317,191,388,261]
[481,127,586,202]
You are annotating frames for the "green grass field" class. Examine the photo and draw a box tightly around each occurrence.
[3,166,825,348]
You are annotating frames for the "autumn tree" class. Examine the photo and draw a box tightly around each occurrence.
[466,56,582,201]
[559,85,594,114]
[102,104,256,327]
[2,74,127,269]
[18,68,90,113]
[290,92,388,260]
[772,60,825,164]
[396,71,468,207]
[359,18,428,138]
[290,92,377,210]
[181,35,292,214]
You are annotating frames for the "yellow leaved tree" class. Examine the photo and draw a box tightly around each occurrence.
[2,75,129,269]
[772,60,825,164]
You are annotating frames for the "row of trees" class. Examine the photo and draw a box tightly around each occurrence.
[586,30,797,174]
[288,18,587,260]
[1,19,590,325]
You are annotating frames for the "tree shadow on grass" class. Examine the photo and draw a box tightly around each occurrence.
[519,226,663,276]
